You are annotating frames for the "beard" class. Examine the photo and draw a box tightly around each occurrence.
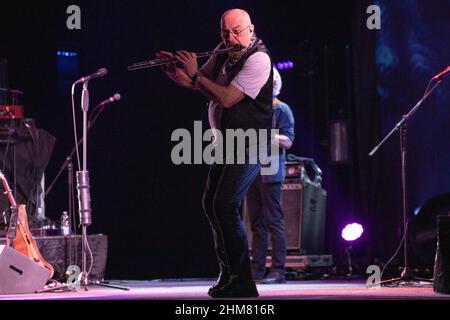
[228,50,245,60]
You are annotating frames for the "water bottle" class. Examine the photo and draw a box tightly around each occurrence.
[61,211,70,236]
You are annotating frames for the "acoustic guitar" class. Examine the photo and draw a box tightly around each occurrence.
[0,170,54,278]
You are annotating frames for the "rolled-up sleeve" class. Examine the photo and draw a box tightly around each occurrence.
[276,104,295,142]
[230,52,271,99]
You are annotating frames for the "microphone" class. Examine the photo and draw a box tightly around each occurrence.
[97,93,121,107]
[432,66,450,80]
[74,68,108,84]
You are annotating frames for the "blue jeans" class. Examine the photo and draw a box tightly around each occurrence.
[203,162,262,283]
[247,175,286,278]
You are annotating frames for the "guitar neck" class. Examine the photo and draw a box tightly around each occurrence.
[0,170,17,208]
[0,170,18,244]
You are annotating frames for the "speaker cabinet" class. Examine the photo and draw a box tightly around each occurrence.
[280,181,303,250]
[433,216,450,294]
[0,245,51,294]
[243,179,327,255]
[300,181,327,254]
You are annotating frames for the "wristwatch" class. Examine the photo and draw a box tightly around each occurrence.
[191,72,201,85]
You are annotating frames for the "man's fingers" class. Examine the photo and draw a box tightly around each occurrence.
[176,51,190,61]
[174,54,185,64]
[156,51,174,59]
[177,50,197,61]
[182,51,197,60]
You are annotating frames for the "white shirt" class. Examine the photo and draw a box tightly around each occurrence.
[199,51,271,140]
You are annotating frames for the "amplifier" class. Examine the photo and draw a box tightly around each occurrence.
[243,179,327,254]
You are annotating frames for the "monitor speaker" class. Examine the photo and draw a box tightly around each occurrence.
[0,245,51,294]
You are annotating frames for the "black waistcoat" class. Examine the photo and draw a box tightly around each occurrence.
[212,38,273,132]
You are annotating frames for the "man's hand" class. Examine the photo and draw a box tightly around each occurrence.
[273,134,293,150]
[155,51,177,76]
[175,50,198,79]
[155,50,198,89]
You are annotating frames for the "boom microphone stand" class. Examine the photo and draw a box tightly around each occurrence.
[369,69,449,286]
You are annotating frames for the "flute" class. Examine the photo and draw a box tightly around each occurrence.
[127,45,243,71]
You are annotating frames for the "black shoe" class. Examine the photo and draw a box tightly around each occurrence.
[208,272,230,295]
[209,280,259,298]
[253,278,264,284]
[251,271,265,283]
[252,275,264,284]
[260,272,286,284]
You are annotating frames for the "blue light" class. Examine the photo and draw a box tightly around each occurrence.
[57,51,78,57]
[277,62,283,70]
[414,206,421,216]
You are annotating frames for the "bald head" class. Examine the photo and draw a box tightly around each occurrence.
[221,9,252,24]
[220,8,255,55]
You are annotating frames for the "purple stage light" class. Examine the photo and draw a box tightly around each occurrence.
[341,223,364,241]
[274,61,295,70]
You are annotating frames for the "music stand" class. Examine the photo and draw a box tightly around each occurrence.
[368,75,448,286]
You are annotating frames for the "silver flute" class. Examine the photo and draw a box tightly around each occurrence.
[127,44,243,71]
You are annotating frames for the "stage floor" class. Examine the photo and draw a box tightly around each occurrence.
[0,279,448,300]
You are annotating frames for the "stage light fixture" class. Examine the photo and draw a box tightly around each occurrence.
[341,223,364,242]
[340,223,364,279]
[274,61,294,70]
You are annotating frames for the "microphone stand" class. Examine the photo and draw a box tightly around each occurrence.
[45,103,104,278]
[77,82,129,291]
[78,81,91,291]
[45,95,129,292]
[369,77,446,286]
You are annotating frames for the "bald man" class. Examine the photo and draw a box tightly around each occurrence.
[157,9,273,298]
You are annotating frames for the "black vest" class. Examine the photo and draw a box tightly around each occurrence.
[212,38,273,132]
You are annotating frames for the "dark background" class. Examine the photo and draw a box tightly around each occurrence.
[0,0,449,280]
